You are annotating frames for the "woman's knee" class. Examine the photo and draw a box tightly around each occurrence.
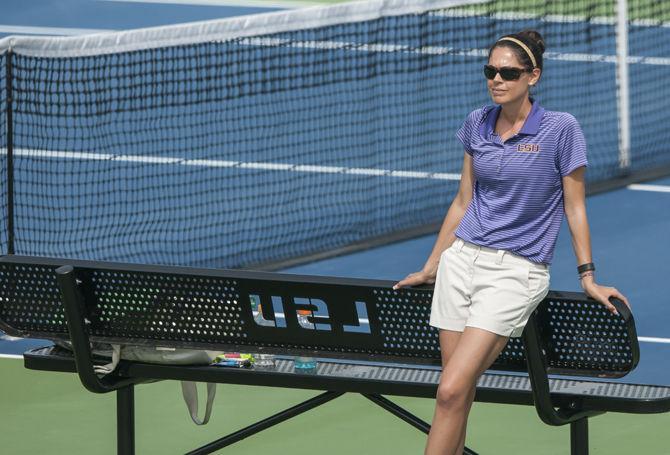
[435,379,473,409]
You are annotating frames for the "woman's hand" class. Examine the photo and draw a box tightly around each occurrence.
[580,275,631,316]
[393,269,437,290]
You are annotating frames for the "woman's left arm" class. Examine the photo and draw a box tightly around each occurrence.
[562,167,632,314]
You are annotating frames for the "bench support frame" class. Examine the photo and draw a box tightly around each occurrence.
[112,386,481,455]
[46,262,636,455]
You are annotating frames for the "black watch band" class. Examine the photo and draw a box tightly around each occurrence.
[577,262,596,274]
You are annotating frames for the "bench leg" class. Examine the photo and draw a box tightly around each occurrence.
[362,393,431,433]
[570,418,589,455]
[117,386,135,455]
[362,394,479,455]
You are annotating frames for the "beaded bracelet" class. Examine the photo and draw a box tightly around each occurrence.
[579,271,595,280]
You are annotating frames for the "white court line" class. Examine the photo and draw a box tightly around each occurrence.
[0,354,22,359]
[639,337,670,344]
[7,148,463,181]
[0,25,112,36]
[628,184,670,193]
[238,37,670,66]
[437,8,670,28]
[102,0,327,8]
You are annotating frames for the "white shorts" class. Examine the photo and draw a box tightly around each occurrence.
[429,237,550,338]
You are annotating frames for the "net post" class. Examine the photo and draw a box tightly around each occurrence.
[4,47,14,255]
[615,0,630,173]
[4,46,14,255]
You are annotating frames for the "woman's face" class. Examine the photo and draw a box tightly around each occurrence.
[487,46,541,105]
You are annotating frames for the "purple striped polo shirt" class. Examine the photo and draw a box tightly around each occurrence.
[453,97,588,265]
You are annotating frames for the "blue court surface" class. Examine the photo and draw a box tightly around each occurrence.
[0,0,283,36]
[0,0,668,388]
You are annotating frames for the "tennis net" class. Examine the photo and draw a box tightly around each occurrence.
[0,0,667,268]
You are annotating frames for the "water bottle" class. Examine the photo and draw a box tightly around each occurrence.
[294,310,317,373]
[294,355,317,373]
[250,297,276,369]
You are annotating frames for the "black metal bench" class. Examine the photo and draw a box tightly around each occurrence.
[1,255,668,455]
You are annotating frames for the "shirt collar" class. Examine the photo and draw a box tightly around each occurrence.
[480,97,545,138]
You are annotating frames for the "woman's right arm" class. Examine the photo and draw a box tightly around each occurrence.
[393,152,475,289]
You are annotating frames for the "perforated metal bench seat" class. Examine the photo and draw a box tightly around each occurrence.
[24,345,670,415]
[0,256,639,377]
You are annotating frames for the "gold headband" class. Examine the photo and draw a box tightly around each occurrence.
[497,37,537,69]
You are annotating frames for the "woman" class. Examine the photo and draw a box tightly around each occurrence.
[392,30,632,455]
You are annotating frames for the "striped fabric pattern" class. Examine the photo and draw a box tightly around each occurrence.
[453,98,588,265]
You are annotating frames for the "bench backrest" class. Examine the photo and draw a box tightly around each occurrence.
[0,255,639,378]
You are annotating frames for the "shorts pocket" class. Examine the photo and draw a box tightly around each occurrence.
[441,240,459,258]
[509,267,550,337]
[528,266,550,304]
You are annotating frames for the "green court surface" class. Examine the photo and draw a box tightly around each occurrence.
[311,0,670,20]
[1,358,668,454]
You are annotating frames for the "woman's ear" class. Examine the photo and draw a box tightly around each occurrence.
[530,68,541,86]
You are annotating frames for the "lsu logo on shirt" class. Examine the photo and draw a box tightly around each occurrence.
[517,143,540,153]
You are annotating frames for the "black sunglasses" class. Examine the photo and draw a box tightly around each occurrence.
[483,64,531,81]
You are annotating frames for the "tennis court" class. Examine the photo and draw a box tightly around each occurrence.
[0,0,669,453]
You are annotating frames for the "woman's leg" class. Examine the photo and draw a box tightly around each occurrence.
[455,383,476,454]
[425,326,509,455]
[434,329,470,453]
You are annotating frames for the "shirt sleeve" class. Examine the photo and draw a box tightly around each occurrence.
[556,114,588,177]
[455,109,481,156]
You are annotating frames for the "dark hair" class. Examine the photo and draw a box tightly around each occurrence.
[489,30,545,72]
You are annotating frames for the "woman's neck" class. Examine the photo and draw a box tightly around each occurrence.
[499,96,532,125]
